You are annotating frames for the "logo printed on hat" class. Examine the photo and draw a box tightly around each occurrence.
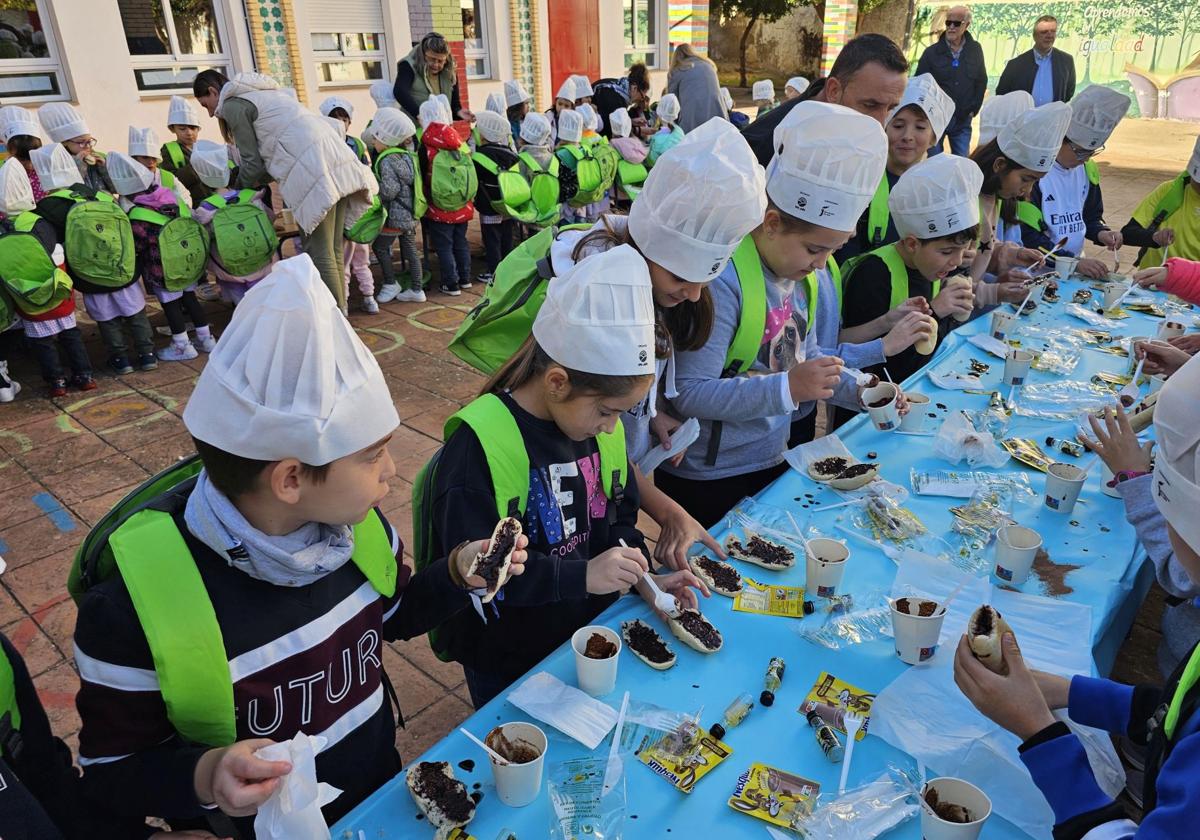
[1038,156,1047,167]
[710,261,722,275]
[818,201,839,218]
[638,349,648,364]
[927,221,938,233]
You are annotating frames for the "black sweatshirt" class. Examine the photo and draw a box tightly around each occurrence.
[33,185,138,294]
[473,141,521,210]
[74,506,471,835]
[431,391,646,682]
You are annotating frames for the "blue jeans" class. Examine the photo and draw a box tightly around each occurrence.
[932,121,973,157]
[426,220,470,288]
[463,666,514,709]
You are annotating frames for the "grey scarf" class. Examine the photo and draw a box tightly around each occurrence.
[184,470,355,587]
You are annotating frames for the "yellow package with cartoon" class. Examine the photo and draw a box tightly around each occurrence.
[727,762,820,829]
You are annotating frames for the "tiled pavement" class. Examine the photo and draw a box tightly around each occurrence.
[0,123,1190,767]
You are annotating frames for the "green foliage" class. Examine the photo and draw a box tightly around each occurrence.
[713,0,808,24]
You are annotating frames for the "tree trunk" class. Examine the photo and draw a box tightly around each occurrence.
[739,12,761,88]
[1178,18,1193,68]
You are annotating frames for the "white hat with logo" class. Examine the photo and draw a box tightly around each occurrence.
[998,101,1072,173]
[889,153,984,240]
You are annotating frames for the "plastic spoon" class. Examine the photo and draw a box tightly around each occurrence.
[460,727,510,766]
[785,511,820,568]
[1031,236,1069,271]
[622,539,680,617]
[838,711,865,795]
[1118,357,1145,405]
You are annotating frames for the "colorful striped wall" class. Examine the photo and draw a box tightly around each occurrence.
[821,0,858,76]
[668,0,710,54]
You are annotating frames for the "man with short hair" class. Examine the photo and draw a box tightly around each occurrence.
[996,15,1076,106]
[915,6,987,156]
[742,33,909,166]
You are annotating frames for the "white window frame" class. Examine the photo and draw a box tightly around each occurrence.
[0,0,70,102]
[623,0,665,69]
[311,31,387,89]
[461,0,491,81]
[122,0,232,94]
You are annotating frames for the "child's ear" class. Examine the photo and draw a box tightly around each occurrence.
[544,366,571,401]
[267,459,304,505]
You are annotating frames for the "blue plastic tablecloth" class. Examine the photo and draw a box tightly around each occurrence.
[334,279,1168,839]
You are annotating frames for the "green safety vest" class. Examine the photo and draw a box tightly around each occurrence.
[840,243,941,312]
[0,643,21,759]
[867,174,891,248]
[1143,639,1200,810]
[1137,172,1192,266]
[163,141,186,170]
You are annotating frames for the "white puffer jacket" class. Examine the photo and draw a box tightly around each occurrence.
[215,73,376,234]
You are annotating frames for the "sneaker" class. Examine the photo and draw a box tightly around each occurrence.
[108,355,134,375]
[137,352,158,371]
[0,377,19,403]
[476,272,495,285]
[395,288,427,303]
[71,373,98,392]
[48,378,68,398]
[157,341,199,362]
[439,283,462,297]
[193,332,218,353]
[376,283,402,303]
[361,295,379,314]
[458,277,474,290]
[195,283,221,302]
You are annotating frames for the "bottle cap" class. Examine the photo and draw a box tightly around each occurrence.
[1045,435,1055,446]
[709,723,726,740]
[806,709,822,727]
[803,600,815,615]
[760,690,775,707]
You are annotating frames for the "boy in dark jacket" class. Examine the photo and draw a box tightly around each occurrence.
[472,111,520,282]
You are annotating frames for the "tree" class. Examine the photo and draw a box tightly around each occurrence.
[1056,3,1122,85]
[1177,4,1200,69]
[715,0,812,86]
[1135,0,1181,72]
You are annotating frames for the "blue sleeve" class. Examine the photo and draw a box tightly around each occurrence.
[1068,675,1137,734]
[1019,724,1120,828]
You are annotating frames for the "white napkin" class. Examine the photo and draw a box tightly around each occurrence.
[928,371,984,391]
[968,333,1010,359]
[252,733,342,840]
[507,671,618,750]
[637,417,700,475]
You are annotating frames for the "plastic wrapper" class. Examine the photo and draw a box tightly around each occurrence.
[852,491,926,544]
[949,486,1018,573]
[967,402,1011,438]
[910,468,1034,499]
[718,498,810,555]
[1065,302,1120,326]
[1000,437,1055,472]
[796,589,893,650]
[549,756,625,840]
[792,764,921,840]
[932,410,1010,468]
[783,435,906,501]
[1007,323,1084,374]
[1013,380,1115,420]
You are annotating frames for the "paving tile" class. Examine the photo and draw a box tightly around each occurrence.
[15,430,116,477]
[40,454,147,505]
[0,583,26,627]
[0,480,49,528]
[0,508,84,568]
[0,413,78,456]
[3,616,63,678]
[4,550,74,615]
[404,407,462,441]
[70,482,141,527]
[138,378,200,414]
[402,635,469,690]
[383,643,448,719]
[71,393,165,433]
[0,395,63,430]
[31,660,81,737]
[34,597,77,665]
[99,410,188,452]
[123,432,196,475]
[121,361,201,388]
[396,694,474,766]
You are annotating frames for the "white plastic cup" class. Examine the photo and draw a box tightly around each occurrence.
[1099,461,1122,498]
[1055,256,1079,281]
[487,722,547,807]
[863,382,900,432]
[920,777,992,840]
[1157,321,1186,341]
[992,524,1043,585]
[806,538,849,598]
[571,625,621,697]
[1002,349,1034,386]
[1044,462,1087,514]
[890,597,946,664]
[1103,282,1130,311]
[900,393,931,432]
[1150,374,1167,394]
[990,310,1017,342]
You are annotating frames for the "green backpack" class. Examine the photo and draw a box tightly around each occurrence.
[69,454,399,747]
[373,147,428,220]
[473,153,537,224]
[518,152,561,227]
[128,204,211,292]
[447,223,590,373]
[55,190,135,288]
[0,283,14,331]
[430,142,479,212]
[584,136,620,195]
[0,213,73,315]
[204,190,278,276]
[344,195,387,244]
[411,393,628,661]
[563,144,605,207]
[616,158,648,200]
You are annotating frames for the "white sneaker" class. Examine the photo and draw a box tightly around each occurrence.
[362,295,379,314]
[157,341,199,362]
[193,332,218,353]
[395,288,427,303]
[0,378,20,403]
[376,283,402,303]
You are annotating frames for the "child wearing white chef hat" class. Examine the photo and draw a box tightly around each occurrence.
[956,352,1200,836]
[426,245,708,707]
[128,125,189,207]
[752,80,776,117]
[1016,85,1131,280]
[72,253,527,833]
[659,101,898,526]
[161,94,215,207]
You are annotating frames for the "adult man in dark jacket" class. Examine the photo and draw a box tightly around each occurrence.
[996,15,1076,106]
[916,6,987,156]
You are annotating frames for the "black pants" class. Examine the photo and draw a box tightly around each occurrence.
[28,327,91,382]
[481,219,514,272]
[162,291,208,335]
[426,220,470,287]
[654,462,789,529]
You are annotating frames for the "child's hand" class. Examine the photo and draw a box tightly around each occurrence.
[881,311,935,356]
[1075,257,1109,279]
[456,534,530,589]
[884,296,931,329]
[194,740,292,817]
[1153,227,1176,247]
[653,503,726,572]
[586,546,649,595]
[931,283,973,320]
[1137,338,1192,377]
[787,356,843,404]
[638,569,709,619]
[1077,406,1153,475]
[650,412,687,468]
[953,633,1057,741]
[1133,265,1166,289]
[1097,230,1124,250]
[1169,334,1200,356]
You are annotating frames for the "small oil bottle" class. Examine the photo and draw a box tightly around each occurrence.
[760,657,786,706]
[709,693,754,740]
[1045,436,1084,457]
[806,709,845,763]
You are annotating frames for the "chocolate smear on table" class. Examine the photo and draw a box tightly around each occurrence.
[411,762,474,822]
[457,759,474,773]
[675,610,721,649]
[925,786,973,823]
[1032,548,1080,597]
[583,632,617,659]
[624,619,673,663]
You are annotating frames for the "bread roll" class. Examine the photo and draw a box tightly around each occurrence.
[945,275,974,323]
[967,605,1016,673]
[915,315,939,355]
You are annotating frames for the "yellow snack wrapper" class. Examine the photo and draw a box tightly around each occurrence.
[798,672,875,741]
[727,762,821,829]
[732,578,806,617]
[638,727,733,794]
[1001,438,1055,472]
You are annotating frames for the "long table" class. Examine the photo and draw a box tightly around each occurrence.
[334,276,1168,839]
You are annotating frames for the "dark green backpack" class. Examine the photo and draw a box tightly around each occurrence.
[128,204,211,291]
[55,190,135,288]
[204,190,278,276]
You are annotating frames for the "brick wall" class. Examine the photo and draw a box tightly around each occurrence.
[408,0,433,44]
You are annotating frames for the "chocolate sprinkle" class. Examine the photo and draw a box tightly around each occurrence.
[675,609,721,649]
[694,556,742,592]
[812,456,850,475]
[472,519,520,589]
[623,619,673,663]
[411,762,473,822]
[727,534,794,567]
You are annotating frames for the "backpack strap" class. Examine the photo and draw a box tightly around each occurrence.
[722,235,766,378]
[163,141,185,170]
[1015,199,1047,233]
[594,419,628,524]
[1084,159,1100,187]
[204,194,229,210]
[128,207,171,226]
[866,174,891,247]
[877,243,940,309]
[350,510,398,598]
[0,642,22,759]
[444,394,531,520]
[473,153,499,174]
[13,211,39,233]
[159,169,176,190]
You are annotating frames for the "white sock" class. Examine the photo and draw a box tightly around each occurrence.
[171,332,189,346]
[195,324,212,339]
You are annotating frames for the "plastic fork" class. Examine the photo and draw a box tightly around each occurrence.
[1118,357,1145,405]
[838,710,865,794]
[622,538,680,617]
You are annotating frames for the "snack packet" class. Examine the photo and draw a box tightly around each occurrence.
[733,578,807,618]
[728,763,821,829]
[798,673,875,740]
[637,723,733,794]
[549,757,625,840]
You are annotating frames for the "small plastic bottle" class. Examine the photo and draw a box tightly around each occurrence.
[1045,436,1084,457]
[806,709,845,763]
[709,693,754,740]
[760,657,786,706]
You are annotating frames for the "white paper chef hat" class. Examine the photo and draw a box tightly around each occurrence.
[657,94,681,124]
[0,105,40,143]
[1152,354,1200,552]
[610,109,632,138]
[485,92,506,115]
[106,151,153,196]
[476,110,511,144]
[767,100,888,232]
[504,80,532,107]
[557,108,583,143]
[167,94,201,127]
[1189,135,1200,183]
[30,144,78,190]
[318,96,354,120]
[888,153,983,240]
[0,157,34,216]
[532,245,654,376]
[370,108,416,148]
[184,253,399,464]
[191,140,231,189]
[571,75,594,99]
[978,91,1034,146]
[520,112,552,146]
[628,118,767,283]
[556,77,577,103]
[418,98,447,130]
[37,102,88,143]
[888,73,955,141]
[128,125,160,159]
[752,80,775,102]
[721,87,734,110]
[998,101,1071,173]
[1067,85,1130,150]
[580,103,601,131]
[785,76,810,96]
[368,80,399,109]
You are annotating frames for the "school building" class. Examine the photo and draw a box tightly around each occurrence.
[1,1,711,147]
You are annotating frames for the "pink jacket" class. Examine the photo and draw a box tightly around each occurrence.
[1161,258,1200,306]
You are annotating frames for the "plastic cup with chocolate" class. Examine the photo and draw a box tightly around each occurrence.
[571,625,621,696]
[920,777,992,840]
[485,722,547,807]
